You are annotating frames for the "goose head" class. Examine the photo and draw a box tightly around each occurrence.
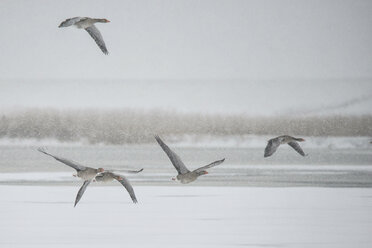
[197,171,208,177]
[99,18,110,23]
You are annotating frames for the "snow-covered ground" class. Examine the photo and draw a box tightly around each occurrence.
[1,140,371,247]
[1,186,371,248]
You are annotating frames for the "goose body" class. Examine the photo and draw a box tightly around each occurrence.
[75,169,143,206]
[58,17,110,54]
[264,135,306,157]
[37,147,104,180]
[155,135,225,184]
[76,168,101,181]
[37,147,104,206]
[95,172,139,203]
[175,171,208,184]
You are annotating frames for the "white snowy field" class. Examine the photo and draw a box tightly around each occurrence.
[1,186,372,248]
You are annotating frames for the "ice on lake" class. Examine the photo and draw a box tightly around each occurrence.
[0,139,371,187]
[0,138,371,247]
[1,186,372,248]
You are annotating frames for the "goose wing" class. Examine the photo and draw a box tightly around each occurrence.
[112,173,138,203]
[264,139,280,157]
[193,158,225,173]
[74,180,92,207]
[288,141,306,156]
[37,147,86,171]
[85,25,108,54]
[58,17,85,27]
[154,135,190,175]
[121,168,144,174]
[107,168,144,174]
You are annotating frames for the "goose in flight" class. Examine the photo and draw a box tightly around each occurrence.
[264,135,307,158]
[58,17,110,54]
[155,135,225,184]
[95,171,140,203]
[37,147,104,180]
[75,169,142,207]
[37,147,104,206]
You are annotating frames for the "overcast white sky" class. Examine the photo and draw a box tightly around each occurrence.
[0,0,371,115]
[0,0,371,80]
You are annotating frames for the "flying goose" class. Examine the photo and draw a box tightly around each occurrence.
[58,17,110,54]
[94,171,140,203]
[155,135,225,184]
[74,170,142,207]
[37,147,104,180]
[37,147,104,206]
[75,169,143,207]
[264,135,307,157]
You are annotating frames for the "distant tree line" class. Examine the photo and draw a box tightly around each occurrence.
[0,108,371,144]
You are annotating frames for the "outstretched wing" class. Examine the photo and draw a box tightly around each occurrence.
[154,135,189,175]
[37,147,86,171]
[58,17,85,27]
[288,141,306,156]
[85,25,108,54]
[74,180,92,207]
[193,158,225,173]
[264,139,280,157]
[107,168,144,174]
[113,174,138,204]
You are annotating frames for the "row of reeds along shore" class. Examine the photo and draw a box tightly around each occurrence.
[0,108,371,145]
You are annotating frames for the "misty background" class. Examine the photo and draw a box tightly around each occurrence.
[0,0,371,144]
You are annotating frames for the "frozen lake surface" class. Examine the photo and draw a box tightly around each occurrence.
[0,141,371,187]
[0,141,371,247]
[1,186,372,248]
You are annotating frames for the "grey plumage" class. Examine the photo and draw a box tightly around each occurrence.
[85,26,108,55]
[193,159,225,174]
[155,135,190,175]
[264,135,306,157]
[38,147,104,207]
[105,168,144,174]
[112,173,138,204]
[264,139,281,157]
[37,147,86,171]
[155,135,225,184]
[288,141,306,156]
[75,172,138,206]
[58,17,110,55]
[74,180,91,207]
[58,17,86,27]
[95,172,138,203]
